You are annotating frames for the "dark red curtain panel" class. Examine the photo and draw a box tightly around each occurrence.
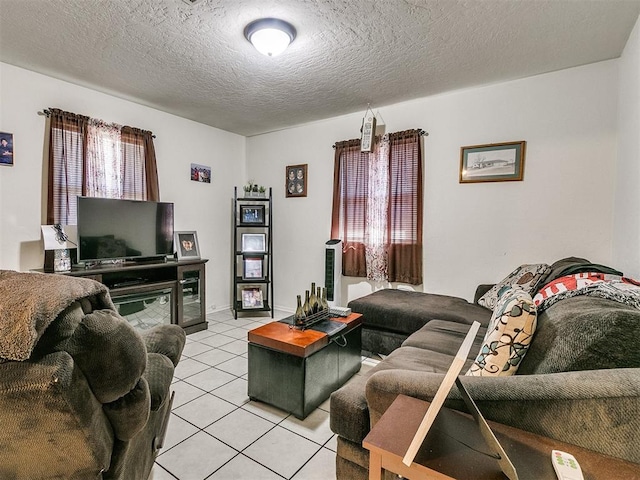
[47,109,89,225]
[121,126,159,202]
[331,139,369,277]
[387,129,423,284]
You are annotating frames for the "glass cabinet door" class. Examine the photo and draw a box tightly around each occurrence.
[177,263,205,328]
[110,281,176,331]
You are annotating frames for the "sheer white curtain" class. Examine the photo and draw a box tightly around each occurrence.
[86,120,126,198]
[364,136,390,281]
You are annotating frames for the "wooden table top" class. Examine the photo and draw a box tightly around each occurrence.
[364,394,640,480]
[248,312,362,358]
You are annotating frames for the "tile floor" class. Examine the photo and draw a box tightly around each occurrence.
[149,309,379,480]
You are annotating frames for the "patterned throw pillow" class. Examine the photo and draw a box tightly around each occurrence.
[478,263,551,310]
[466,288,537,377]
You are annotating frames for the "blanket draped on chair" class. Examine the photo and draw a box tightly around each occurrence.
[0,270,113,361]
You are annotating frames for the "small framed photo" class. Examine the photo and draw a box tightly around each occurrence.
[241,286,264,309]
[241,233,266,253]
[460,141,526,183]
[239,204,266,225]
[175,231,200,260]
[286,164,307,198]
[243,257,264,280]
[0,132,14,166]
[191,163,211,183]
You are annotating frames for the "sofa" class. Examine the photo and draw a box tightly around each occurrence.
[330,257,640,479]
[0,270,186,480]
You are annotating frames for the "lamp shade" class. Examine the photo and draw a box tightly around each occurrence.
[244,18,296,57]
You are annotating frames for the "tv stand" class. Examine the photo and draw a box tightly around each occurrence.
[55,258,208,334]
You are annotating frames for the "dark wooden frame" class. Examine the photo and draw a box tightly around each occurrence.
[286,164,308,197]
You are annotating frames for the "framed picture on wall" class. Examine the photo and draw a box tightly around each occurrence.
[0,131,14,166]
[285,164,307,198]
[175,231,200,260]
[459,141,526,183]
[190,163,211,183]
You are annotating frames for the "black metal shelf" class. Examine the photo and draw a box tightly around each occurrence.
[232,186,274,319]
[238,196,269,202]
[235,277,271,284]
[235,301,271,313]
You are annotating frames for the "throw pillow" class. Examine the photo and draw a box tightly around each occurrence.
[466,288,537,377]
[478,263,551,310]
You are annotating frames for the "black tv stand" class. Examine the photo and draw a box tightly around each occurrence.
[51,258,208,335]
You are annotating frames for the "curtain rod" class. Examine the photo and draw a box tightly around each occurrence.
[38,109,156,138]
[332,129,428,149]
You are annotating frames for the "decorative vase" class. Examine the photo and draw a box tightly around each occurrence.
[295,295,305,326]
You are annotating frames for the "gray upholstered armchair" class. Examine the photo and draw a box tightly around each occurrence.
[0,270,186,480]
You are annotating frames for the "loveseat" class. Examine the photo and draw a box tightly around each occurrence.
[330,257,640,479]
[0,270,186,480]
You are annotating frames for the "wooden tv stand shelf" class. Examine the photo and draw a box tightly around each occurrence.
[53,258,208,334]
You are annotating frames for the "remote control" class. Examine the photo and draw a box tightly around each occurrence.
[551,450,584,480]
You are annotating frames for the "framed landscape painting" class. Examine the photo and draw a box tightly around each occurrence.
[460,141,526,183]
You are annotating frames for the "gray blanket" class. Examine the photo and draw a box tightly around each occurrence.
[0,270,113,361]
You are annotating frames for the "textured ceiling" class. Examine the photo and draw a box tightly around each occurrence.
[1,0,639,136]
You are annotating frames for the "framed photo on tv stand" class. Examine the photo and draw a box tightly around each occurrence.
[175,231,200,260]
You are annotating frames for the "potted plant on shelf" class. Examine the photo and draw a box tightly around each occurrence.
[258,186,266,197]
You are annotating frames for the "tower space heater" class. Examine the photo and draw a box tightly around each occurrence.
[325,239,342,307]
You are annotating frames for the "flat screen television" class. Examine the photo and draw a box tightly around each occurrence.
[77,197,174,263]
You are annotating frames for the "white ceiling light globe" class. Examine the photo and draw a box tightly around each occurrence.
[244,18,296,58]
[250,28,291,57]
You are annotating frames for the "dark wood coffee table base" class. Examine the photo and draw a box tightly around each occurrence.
[248,313,362,419]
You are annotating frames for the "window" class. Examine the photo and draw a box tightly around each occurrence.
[331,129,423,284]
[46,108,159,225]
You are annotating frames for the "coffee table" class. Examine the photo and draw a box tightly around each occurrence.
[247,312,362,419]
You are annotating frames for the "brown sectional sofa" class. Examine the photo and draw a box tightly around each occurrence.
[330,257,640,479]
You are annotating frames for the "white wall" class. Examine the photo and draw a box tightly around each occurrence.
[247,60,620,309]
[613,15,640,279]
[0,63,246,312]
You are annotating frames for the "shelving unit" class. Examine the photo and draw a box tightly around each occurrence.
[232,186,273,319]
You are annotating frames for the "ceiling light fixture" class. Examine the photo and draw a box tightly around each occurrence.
[244,18,296,57]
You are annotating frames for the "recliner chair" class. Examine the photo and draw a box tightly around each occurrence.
[0,270,186,480]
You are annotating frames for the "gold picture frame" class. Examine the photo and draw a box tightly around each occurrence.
[460,141,526,183]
